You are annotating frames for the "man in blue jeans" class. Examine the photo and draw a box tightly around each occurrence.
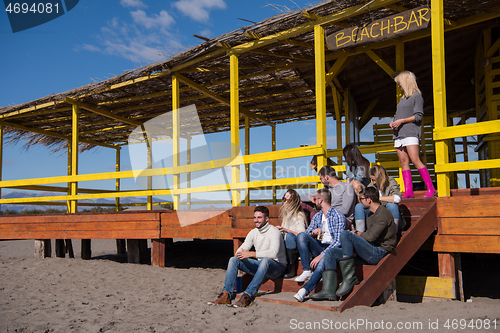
[208,206,287,307]
[293,189,345,302]
[308,187,397,300]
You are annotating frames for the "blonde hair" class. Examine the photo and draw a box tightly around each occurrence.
[279,189,306,227]
[370,165,390,193]
[394,71,421,98]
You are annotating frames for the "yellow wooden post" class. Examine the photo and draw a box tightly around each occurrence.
[431,0,451,197]
[70,103,79,213]
[245,116,250,206]
[315,24,327,174]
[333,88,343,164]
[230,54,241,206]
[146,140,153,210]
[186,136,191,209]
[395,42,405,183]
[115,148,120,211]
[172,74,181,210]
[272,126,276,205]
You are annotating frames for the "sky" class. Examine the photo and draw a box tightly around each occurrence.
[0,0,477,208]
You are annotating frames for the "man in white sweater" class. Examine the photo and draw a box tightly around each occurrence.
[208,206,287,307]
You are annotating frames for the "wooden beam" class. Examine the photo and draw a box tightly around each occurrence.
[360,99,379,128]
[365,50,396,76]
[65,98,142,126]
[175,73,274,126]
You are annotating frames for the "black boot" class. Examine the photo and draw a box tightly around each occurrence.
[309,270,338,301]
[284,248,298,278]
[336,256,359,297]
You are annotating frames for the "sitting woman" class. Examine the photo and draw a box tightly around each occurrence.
[276,189,308,278]
[354,165,403,232]
[343,144,371,194]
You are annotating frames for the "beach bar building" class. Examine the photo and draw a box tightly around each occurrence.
[1,0,500,311]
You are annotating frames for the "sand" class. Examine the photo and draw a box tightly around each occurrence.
[1,239,499,333]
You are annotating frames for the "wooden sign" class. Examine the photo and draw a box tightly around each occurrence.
[326,6,431,51]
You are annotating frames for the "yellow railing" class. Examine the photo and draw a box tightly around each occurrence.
[433,119,500,174]
[0,143,401,207]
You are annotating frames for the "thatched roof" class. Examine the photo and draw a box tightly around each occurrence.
[1,0,499,151]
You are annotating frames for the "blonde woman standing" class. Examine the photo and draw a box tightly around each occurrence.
[277,189,307,278]
[390,71,436,198]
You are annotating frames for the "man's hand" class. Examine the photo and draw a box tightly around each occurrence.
[310,253,323,269]
[310,228,322,236]
[236,249,255,259]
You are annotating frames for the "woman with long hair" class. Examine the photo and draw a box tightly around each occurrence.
[277,189,308,278]
[355,165,403,231]
[390,71,436,198]
[343,144,371,192]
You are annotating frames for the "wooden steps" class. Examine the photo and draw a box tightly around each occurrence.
[245,198,438,312]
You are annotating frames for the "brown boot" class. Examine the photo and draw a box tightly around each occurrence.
[233,292,253,307]
[207,290,231,305]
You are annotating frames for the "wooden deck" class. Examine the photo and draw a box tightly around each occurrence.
[0,189,499,310]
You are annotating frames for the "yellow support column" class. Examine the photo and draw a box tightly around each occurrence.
[147,142,153,210]
[115,148,120,211]
[186,137,191,210]
[70,103,78,213]
[230,54,241,206]
[431,0,451,197]
[333,88,343,165]
[315,24,327,173]
[272,126,277,205]
[245,116,250,206]
[172,74,181,210]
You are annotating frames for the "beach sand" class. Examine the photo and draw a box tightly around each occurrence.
[1,239,499,332]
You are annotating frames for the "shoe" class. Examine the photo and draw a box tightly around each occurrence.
[309,270,338,301]
[336,257,359,297]
[207,290,231,305]
[295,270,313,282]
[401,170,414,198]
[418,167,437,198]
[284,248,298,278]
[293,288,307,302]
[233,292,252,308]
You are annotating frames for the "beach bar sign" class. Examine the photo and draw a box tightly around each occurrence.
[326,6,430,51]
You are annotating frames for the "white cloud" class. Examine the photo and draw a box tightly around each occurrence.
[77,16,184,64]
[120,0,147,8]
[172,0,226,22]
[131,10,175,29]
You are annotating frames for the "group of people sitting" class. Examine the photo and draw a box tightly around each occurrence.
[208,153,401,308]
[208,70,436,307]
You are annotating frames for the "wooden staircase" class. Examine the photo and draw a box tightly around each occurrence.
[246,197,437,312]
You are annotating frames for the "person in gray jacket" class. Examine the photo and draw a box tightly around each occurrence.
[355,165,403,232]
[390,71,436,198]
[317,166,356,225]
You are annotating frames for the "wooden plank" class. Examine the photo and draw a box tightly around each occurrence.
[439,217,500,235]
[437,195,498,218]
[161,225,232,239]
[81,239,91,260]
[450,187,500,196]
[34,239,51,258]
[0,221,159,232]
[151,238,172,267]
[337,201,438,312]
[433,235,500,253]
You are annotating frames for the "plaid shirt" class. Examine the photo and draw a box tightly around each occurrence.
[306,206,346,256]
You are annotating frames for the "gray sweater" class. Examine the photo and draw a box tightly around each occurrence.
[237,223,287,266]
[393,91,424,140]
[329,182,356,222]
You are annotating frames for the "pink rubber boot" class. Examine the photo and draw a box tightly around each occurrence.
[418,167,436,198]
[402,169,414,198]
